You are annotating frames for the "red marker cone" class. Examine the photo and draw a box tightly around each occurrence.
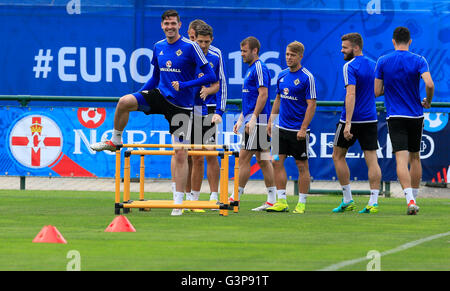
[104,215,136,232]
[32,225,67,244]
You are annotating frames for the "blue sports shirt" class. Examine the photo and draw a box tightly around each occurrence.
[242,59,272,125]
[340,55,378,123]
[276,67,317,131]
[138,36,210,109]
[375,50,429,119]
[193,50,221,116]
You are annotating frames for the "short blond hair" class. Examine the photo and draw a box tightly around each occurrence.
[287,41,305,56]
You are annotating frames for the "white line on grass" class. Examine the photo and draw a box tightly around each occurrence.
[318,231,450,271]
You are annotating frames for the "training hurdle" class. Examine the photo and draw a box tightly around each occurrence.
[114,144,240,216]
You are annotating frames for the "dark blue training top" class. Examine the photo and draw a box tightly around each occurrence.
[340,55,378,123]
[375,50,429,119]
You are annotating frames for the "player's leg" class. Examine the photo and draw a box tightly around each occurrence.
[331,122,355,212]
[359,150,381,213]
[388,118,419,214]
[230,123,256,202]
[357,122,381,213]
[90,94,138,151]
[206,155,220,201]
[409,151,421,199]
[332,146,355,212]
[169,108,193,216]
[251,124,276,211]
[293,159,310,214]
[266,155,289,212]
[232,148,253,201]
[408,117,424,203]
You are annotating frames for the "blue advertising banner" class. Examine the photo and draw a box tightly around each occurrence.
[0,1,448,183]
[1,104,448,182]
[0,0,448,103]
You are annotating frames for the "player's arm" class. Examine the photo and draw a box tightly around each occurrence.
[374,58,384,97]
[246,86,268,133]
[173,64,217,90]
[139,64,160,91]
[200,81,220,100]
[267,93,281,137]
[343,84,356,140]
[298,99,316,140]
[215,51,228,117]
[374,78,384,97]
[233,112,244,134]
[421,72,434,109]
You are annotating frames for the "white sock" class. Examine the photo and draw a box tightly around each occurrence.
[277,189,287,200]
[192,191,200,201]
[185,192,193,201]
[368,189,379,206]
[404,188,415,204]
[209,192,218,201]
[111,129,123,145]
[342,184,352,204]
[267,186,277,205]
[412,188,419,200]
[174,191,184,204]
[298,193,307,204]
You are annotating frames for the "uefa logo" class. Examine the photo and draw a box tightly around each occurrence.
[9,115,63,169]
[77,108,106,128]
[424,112,448,133]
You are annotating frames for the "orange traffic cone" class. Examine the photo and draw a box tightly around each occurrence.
[104,215,136,232]
[32,225,67,244]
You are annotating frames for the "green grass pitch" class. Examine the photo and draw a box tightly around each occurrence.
[0,189,448,271]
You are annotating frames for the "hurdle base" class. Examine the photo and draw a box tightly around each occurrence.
[117,200,232,211]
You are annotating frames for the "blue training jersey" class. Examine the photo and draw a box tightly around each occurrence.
[193,50,221,116]
[276,67,317,131]
[151,36,209,109]
[242,59,272,124]
[375,50,429,119]
[340,55,378,123]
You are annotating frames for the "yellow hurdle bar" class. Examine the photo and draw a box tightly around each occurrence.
[114,149,121,204]
[233,156,240,213]
[123,144,225,150]
[221,153,229,216]
[139,155,145,201]
[127,150,222,156]
[122,200,221,209]
[123,154,131,203]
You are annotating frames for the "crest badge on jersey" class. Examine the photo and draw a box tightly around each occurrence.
[176,49,183,56]
[294,78,300,86]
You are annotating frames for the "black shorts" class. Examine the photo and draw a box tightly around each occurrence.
[387,117,424,153]
[242,124,271,152]
[333,121,379,151]
[136,89,192,143]
[271,127,310,160]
